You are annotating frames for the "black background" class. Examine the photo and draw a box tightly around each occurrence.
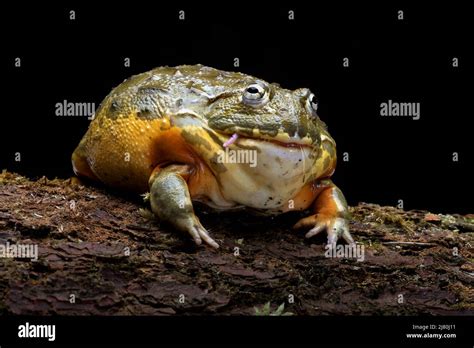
[1,2,472,213]
[0,315,473,345]
[0,3,473,346]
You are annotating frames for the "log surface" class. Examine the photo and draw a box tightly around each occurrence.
[0,171,473,315]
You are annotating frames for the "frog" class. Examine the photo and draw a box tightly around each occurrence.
[72,64,355,249]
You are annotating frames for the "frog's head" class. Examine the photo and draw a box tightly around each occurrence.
[207,79,329,150]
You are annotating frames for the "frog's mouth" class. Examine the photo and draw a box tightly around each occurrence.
[218,131,314,149]
[208,114,317,148]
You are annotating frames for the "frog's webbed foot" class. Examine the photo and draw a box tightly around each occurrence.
[293,181,355,245]
[149,165,219,249]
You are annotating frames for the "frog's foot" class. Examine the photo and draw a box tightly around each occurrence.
[294,214,354,245]
[292,181,354,245]
[149,164,219,249]
[174,215,219,248]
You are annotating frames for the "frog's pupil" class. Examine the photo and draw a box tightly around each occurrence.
[247,87,259,94]
[311,95,317,104]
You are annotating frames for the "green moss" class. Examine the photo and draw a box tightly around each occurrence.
[372,210,416,234]
[254,302,294,316]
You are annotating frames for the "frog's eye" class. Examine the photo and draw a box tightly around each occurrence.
[306,93,318,117]
[242,83,267,106]
[307,93,318,114]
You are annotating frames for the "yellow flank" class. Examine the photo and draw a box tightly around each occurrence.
[76,115,171,192]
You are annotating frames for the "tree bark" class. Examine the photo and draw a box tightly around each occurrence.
[0,171,473,315]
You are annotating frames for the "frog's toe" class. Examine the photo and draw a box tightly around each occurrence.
[305,224,326,239]
[294,215,354,245]
[325,217,353,245]
[341,227,355,245]
[293,215,319,230]
[185,217,219,249]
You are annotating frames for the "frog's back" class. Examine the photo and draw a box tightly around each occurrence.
[72,65,250,192]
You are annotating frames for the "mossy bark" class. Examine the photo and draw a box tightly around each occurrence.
[0,171,473,315]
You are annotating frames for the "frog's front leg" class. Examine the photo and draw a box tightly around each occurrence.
[148,164,219,248]
[293,179,354,245]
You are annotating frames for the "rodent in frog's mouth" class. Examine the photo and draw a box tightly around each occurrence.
[220,132,313,149]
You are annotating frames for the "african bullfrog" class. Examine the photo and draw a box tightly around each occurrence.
[72,65,355,248]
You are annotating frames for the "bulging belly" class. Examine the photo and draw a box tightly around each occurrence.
[213,138,316,210]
